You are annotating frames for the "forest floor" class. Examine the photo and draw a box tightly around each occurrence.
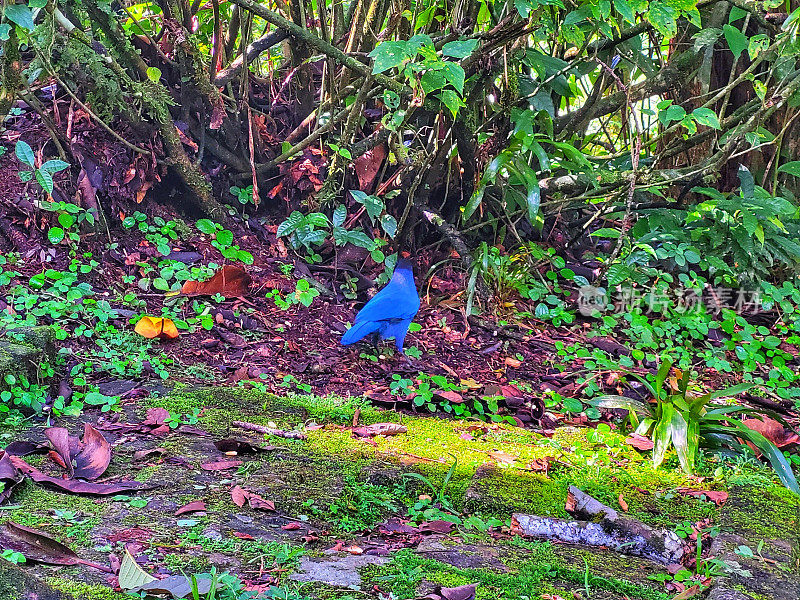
[1,386,798,600]
[1,129,799,600]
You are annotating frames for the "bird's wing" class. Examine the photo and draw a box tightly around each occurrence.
[352,286,419,325]
[341,319,381,346]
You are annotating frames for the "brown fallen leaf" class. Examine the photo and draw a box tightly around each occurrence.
[487,450,517,466]
[0,452,23,504]
[625,433,655,451]
[618,493,629,512]
[230,485,274,511]
[441,584,477,600]
[418,520,454,534]
[0,521,111,571]
[3,441,49,456]
[175,501,207,516]
[74,423,111,480]
[45,427,78,477]
[353,142,386,191]
[352,423,408,438]
[742,416,800,448]
[181,265,252,297]
[135,316,179,340]
[504,356,522,368]
[344,545,363,555]
[676,488,728,506]
[281,522,302,531]
[672,584,702,599]
[9,456,153,496]
[133,575,216,598]
[133,448,167,461]
[201,460,242,471]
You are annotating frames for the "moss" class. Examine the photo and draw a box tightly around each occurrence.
[0,481,106,524]
[721,484,800,539]
[134,465,160,483]
[46,578,129,600]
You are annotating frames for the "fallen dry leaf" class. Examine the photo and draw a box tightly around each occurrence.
[352,423,408,437]
[9,456,152,496]
[0,521,110,571]
[742,416,799,448]
[175,501,207,516]
[73,423,111,480]
[135,316,179,340]
[618,493,629,512]
[0,452,22,504]
[181,265,252,297]
[200,460,242,471]
[676,488,728,506]
[487,450,517,466]
[625,433,655,451]
[230,485,275,511]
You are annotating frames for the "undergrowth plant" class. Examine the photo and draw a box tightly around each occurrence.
[593,358,800,494]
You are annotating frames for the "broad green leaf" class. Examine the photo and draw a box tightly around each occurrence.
[276,212,303,237]
[15,141,35,168]
[668,409,693,473]
[118,549,156,590]
[441,62,465,94]
[437,89,464,118]
[530,140,551,172]
[197,218,217,235]
[146,67,162,82]
[525,178,540,222]
[590,227,622,238]
[692,28,723,51]
[691,107,721,129]
[36,169,54,194]
[351,190,384,222]
[5,5,36,31]
[421,69,447,94]
[40,159,70,174]
[614,0,636,23]
[0,24,11,41]
[738,164,755,200]
[777,161,800,177]
[369,41,409,73]
[723,423,800,495]
[590,395,651,415]
[648,3,677,38]
[441,39,478,59]
[723,24,749,60]
[58,213,75,228]
[380,214,398,238]
[47,227,65,244]
[215,229,234,247]
[652,402,674,468]
[748,34,770,60]
[332,204,346,227]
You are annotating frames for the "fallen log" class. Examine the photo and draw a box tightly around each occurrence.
[511,486,684,565]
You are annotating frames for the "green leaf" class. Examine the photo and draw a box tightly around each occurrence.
[441,62,465,94]
[215,229,234,247]
[614,0,636,22]
[40,159,70,174]
[777,161,800,177]
[351,190,384,222]
[0,24,11,41]
[332,204,346,227]
[590,395,651,416]
[421,69,447,94]
[648,3,677,38]
[118,549,157,591]
[369,41,409,73]
[723,24,749,60]
[738,165,755,200]
[668,409,693,473]
[36,169,54,194]
[437,89,464,118]
[196,218,217,235]
[146,67,162,82]
[5,5,36,31]
[590,227,622,239]
[691,107,721,129]
[722,423,800,495]
[58,213,75,229]
[380,214,398,238]
[15,141,35,168]
[442,39,479,59]
[525,178,540,223]
[47,227,65,244]
[652,402,675,468]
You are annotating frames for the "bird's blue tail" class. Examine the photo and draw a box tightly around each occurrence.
[341,320,381,346]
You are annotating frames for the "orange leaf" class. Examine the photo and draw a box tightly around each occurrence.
[181,265,252,297]
[618,493,628,512]
[134,316,179,340]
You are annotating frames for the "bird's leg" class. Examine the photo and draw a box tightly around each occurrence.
[371,332,381,354]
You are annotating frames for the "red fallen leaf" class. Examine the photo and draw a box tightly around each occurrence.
[625,433,655,451]
[175,501,206,516]
[0,521,111,571]
[9,456,152,496]
[200,460,242,471]
[742,416,800,448]
[441,584,477,600]
[230,485,275,511]
[48,450,68,470]
[344,545,363,555]
[618,494,629,512]
[133,448,166,461]
[0,452,23,505]
[109,528,155,543]
[181,265,252,297]
[434,390,464,404]
[418,520,454,534]
[3,441,48,456]
[353,142,386,191]
[73,424,111,480]
[281,522,302,531]
[302,533,319,542]
[45,427,78,476]
[676,488,729,506]
[232,531,254,540]
[352,423,408,438]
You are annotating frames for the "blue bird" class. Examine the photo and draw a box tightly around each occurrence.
[341,258,420,353]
